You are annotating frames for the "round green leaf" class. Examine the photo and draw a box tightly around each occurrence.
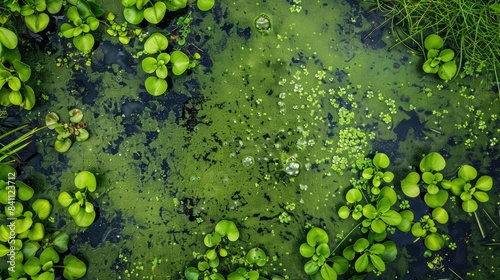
[15,213,33,234]
[22,84,35,110]
[353,238,369,252]
[371,219,387,233]
[424,34,444,50]
[68,202,81,216]
[13,59,31,82]
[473,191,489,203]
[424,190,448,208]
[28,222,45,241]
[401,172,421,197]
[40,247,60,264]
[373,153,390,168]
[16,181,35,201]
[246,247,267,266]
[382,171,394,183]
[475,176,492,191]
[306,227,328,247]
[197,0,215,11]
[51,231,70,253]
[86,17,99,31]
[346,189,362,203]
[76,128,89,142]
[362,167,374,179]
[354,253,369,273]
[299,243,315,258]
[72,206,96,227]
[144,33,168,54]
[74,171,97,192]
[376,197,392,213]
[316,243,330,258]
[424,233,445,251]
[462,199,478,213]
[338,205,350,219]
[144,2,166,24]
[184,267,200,280]
[423,59,439,74]
[24,257,42,276]
[9,91,22,105]
[203,232,221,248]
[155,65,168,79]
[438,61,457,80]
[379,186,397,205]
[458,164,477,181]
[369,243,385,255]
[362,204,377,219]
[123,6,144,24]
[0,27,18,49]
[320,264,338,280]
[22,241,40,258]
[145,76,168,96]
[439,49,455,62]
[73,33,95,53]
[420,152,446,172]
[142,57,158,73]
[369,254,386,272]
[432,207,448,224]
[304,260,320,275]
[171,50,190,75]
[47,0,63,13]
[32,198,52,220]
[25,13,50,33]
[63,255,87,279]
[58,192,73,207]
[214,220,239,241]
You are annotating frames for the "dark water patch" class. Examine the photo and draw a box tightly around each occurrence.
[94,41,135,73]
[360,9,388,49]
[76,211,123,248]
[104,136,123,155]
[393,107,429,141]
[121,100,145,119]
[145,131,158,146]
[82,78,101,105]
[237,27,251,41]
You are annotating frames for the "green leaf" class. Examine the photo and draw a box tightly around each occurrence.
[28,222,45,241]
[165,0,188,11]
[424,189,448,208]
[369,254,386,272]
[40,247,60,264]
[74,171,97,192]
[22,241,40,258]
[203,232,221,247]
[316,243,330,258]
[300,243,315,258]
[320,264,338,280]
[337,205,350,219]
[123,6,144,25]
[306,227,328,247]
[197,0,215,11]
[145,76,168,96]
[144,33,168,54]
[8,77,21,91]
[63,255,87,279]
[47,0,63,14]
[371,219,387,233]
[304,260,320,275]
[424,233,445,251]
[184,267,200,280]
[439,49,455,62]
[369,243,385,254]
[72,206,96,227]
[475,176,492,191]
[0,27,18,49]
[17,181,35,200]
[354,253,369,272]
[246,247,267,266]
[142,57,158,73]
[462,199,478,213]
[75,128,89,142]
[51,231,70,253]
[214,220,239,241]
[376,197,392,213]
[346,188,362,203]
[379,241,397,262]
[73,33,95,53]
[373,153,390,168]
[155,65,168,79]
[420,152,446,172]
[458,164,477,181]
[353,238,369,252]
[431,207,448,224]
[58,192,74,207]
[171,50,190,75]
[13,60,31,82]
[438,61,457,80]
[23,85,36,110]
[362,204,377,219]
[144,1,166,24]
[32,198,52,220]
[423,59,439,74]
[424,34,444,50]
[382,171,394,183]
[68,202,81,216]
[401,172,421,197]
[362,167,374,179]
[24,13,50,33]
[24,257,42,276]
[473,191,489,203]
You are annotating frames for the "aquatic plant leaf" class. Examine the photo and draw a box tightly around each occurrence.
[15,213,33,233]
[382,171,394,183]
[424,34,444,50]
[371,219,386,233]
[362,204,377,219]
[144,2,166,24]
[379,187,397,205]
[40,247,59,265]
[171,50,190,75]
[320,264,338,280]
[142,57,158,73]
[379,241,397,263]
[382,210,402,226]
[376,197,392,213]
[9,91,22,105]
[203,232,221,247]
[424,233,445,251]
[439,49,455,62]
[68,202,81,216]
[84,201,94,213]
[331,256,349,275]
[32,198,52,220]
[432,207,448,224]
[51,231,69,253]
[316,243,330,258]
[69,108,83,123]
[475,175,493,191]
[438,61,457,80]
[144,33,168,54]
[346,188,362,203]
[123,6,144,25]
[342,245,355,260]
[25,13,50,33]
[396,210,413,232]
[355,253,369,272]
[373,153,390,168]
[47,0,63,14]
[369,243,385,255]
[0,27,18,49]
[338,205,350,219]
[16,181,34,200]
[121,0,136,7]
[145,76,168,96]
[86,17,99,31]
[304,260,319,275]
[369,254,386,272]
[24,257,42,276]
[21,241,40,259]
[184,267,200,280]
[76,128,89,142]
[72,206,96,227]
[63,255,87,279]
[165,0,188,11]
[362,167,374,179]
[458,164,477,181]
[473,191,489,203]
[462,199,478,213]
[246,247,267,266]
[155,65,168,79]
[419,152,446,172]
[215,220,239,241]
[424,190,448,208]
[197,0,215,11]
[74,171,97,192]
[8,76,21,91]
[73,33,95,53]
[58,192,73,207]
[299,243,315,258]
[13,60,31,82]
[306,227,328,247]
[427,184,439,195]
[353,238,369,252]
[28,222,45,241]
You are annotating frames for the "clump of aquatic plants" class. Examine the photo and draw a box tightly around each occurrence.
[361,152,394,195]
[184,219,282,280]
[0,164,87,279]
[59,0,104,54]
[369,0,500,91]
[1,0,63,33]
[121,0,215,25]
[105,12,143,45]
[422,34,458,81]
[141,32,198,95]
[45,109,89,153]
[57,171,98,227]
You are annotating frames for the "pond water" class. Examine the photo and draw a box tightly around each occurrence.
[2,0,499,279]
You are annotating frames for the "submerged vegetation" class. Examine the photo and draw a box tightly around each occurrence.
[0,0,498,279]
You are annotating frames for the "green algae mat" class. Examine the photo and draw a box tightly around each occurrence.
[1,0,499,279]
